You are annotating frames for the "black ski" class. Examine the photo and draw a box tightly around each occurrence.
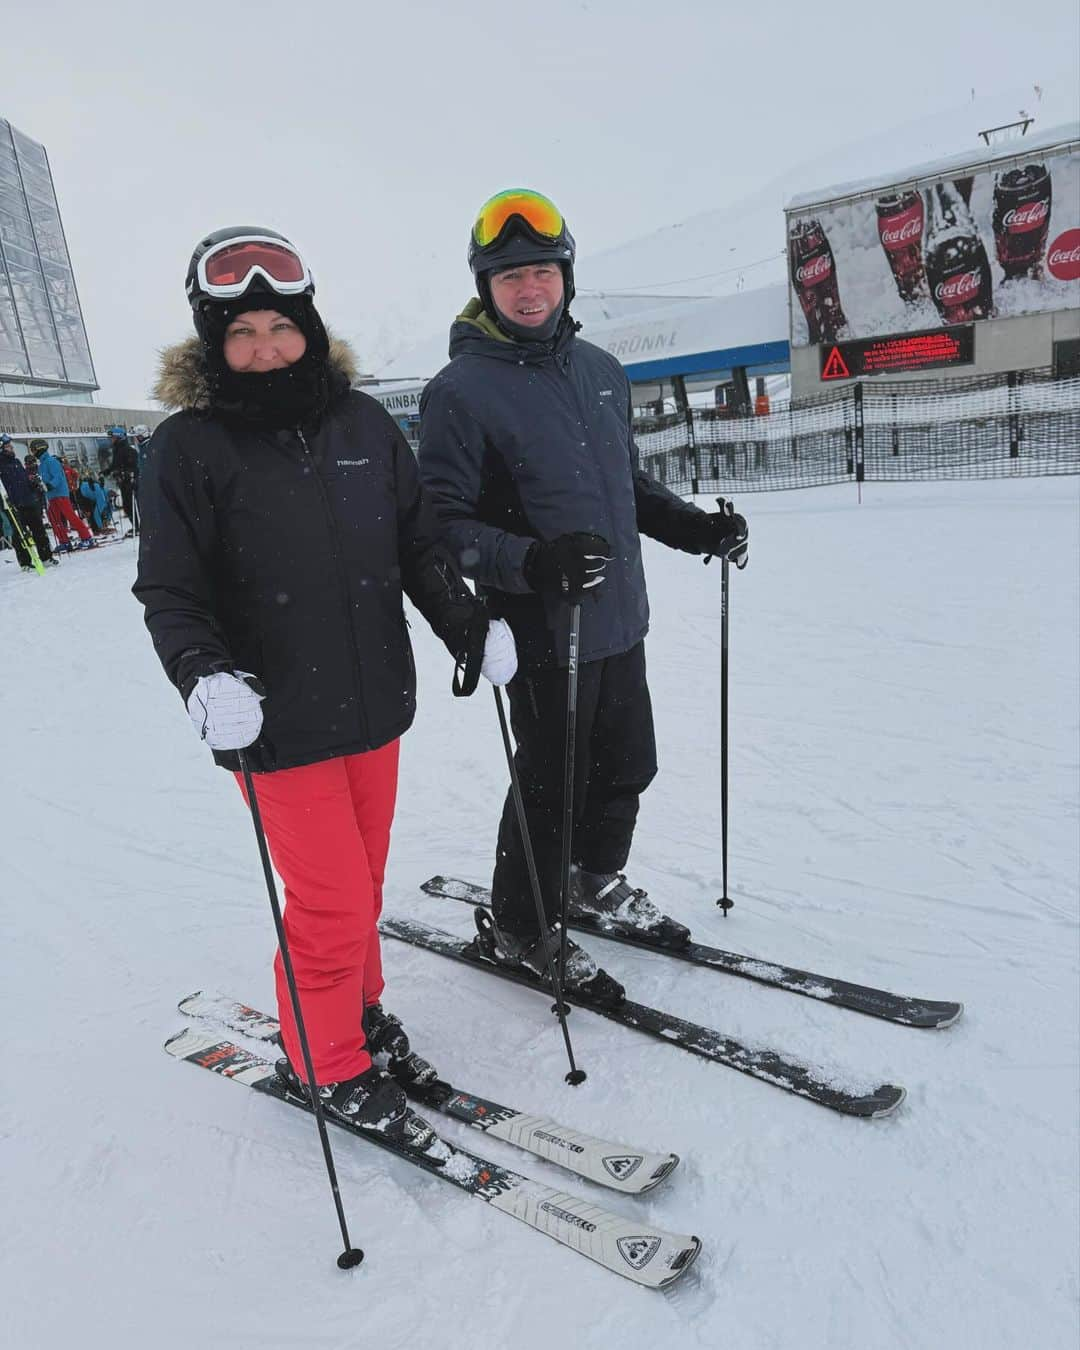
[380,913,906,1118]
[165,1027,700,1288]
[421,876,962,1030]
[178,992,679,1195]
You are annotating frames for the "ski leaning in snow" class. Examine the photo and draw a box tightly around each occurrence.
[165,1027,700,1289]
[380,913,906,1118]
[178,992,679,1195]
[421,876,963,1030]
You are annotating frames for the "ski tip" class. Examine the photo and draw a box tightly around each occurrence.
[660,1235,703,1288]
[932,1002,964,1029]
[641,1154,681,1193]
[177,991,204,1012]
[866,1084,907,1119]
[163,1026,195,1053]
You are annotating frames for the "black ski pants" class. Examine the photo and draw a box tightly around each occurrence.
[9,503,53,566]
[492,640,657,938]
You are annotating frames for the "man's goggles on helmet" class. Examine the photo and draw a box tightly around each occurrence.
[195,235,313,300]
[471,189,565,250]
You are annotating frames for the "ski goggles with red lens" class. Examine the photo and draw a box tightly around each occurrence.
[195,235,313,300]
[471,189,565,250]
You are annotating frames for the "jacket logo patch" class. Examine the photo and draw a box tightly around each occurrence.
[598,389,613,396]
[337,458,370,467]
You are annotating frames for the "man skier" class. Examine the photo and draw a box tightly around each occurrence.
[0,436,55,569]
[419,188,748,1005]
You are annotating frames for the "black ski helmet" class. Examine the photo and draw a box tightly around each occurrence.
[467,190,576,311]
[185,225,314,315]
[184,225,325,355]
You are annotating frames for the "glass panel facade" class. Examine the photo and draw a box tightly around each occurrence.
[0,116,97,393]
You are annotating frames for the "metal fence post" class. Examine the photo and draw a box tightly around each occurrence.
[686,407,699,494]
[1008,371,1023,458]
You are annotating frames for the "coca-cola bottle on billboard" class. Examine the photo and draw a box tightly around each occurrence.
[789,218,847,343]
[993,163,1052,279]
[924,182,994,324]
[876,190,926,303]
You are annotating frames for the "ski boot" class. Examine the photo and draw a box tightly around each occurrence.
[363,1002,411,1062]
[471,906,625,1008]
[570,866,690,949]
[363,1002,442,1093]
[275,1056,446,1160]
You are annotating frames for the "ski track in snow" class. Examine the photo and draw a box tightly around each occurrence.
[2,478,1077,1349]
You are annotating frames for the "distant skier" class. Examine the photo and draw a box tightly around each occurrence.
[134,225,516,1141]
[0,436,55,569]
[105,427,139,534]
[420,189,748,1002]
[29,440,95,552]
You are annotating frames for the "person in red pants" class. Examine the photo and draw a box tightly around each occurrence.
[28,440,94,551]
[134,226,517,1144]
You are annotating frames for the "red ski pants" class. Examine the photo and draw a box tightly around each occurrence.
[46,496,92,545]
[234,741,400,1084]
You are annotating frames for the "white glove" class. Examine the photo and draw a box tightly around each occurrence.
[480,618,518,687]
[186,671,265,751]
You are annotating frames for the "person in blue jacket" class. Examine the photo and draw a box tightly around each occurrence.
[79,473,113,533]
[30,440,94,551]
[420,189,749,1003]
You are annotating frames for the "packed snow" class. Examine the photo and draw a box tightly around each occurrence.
[2,475,1077,1349]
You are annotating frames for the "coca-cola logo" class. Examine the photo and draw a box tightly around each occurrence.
[880,215,922,249]
[795,254,832,287]
[1002,201,1049,232]
[1047,228,1080,281]
[934,270,981,305]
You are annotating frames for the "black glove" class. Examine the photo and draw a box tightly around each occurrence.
[523,532,612,602]
[697,501,748,569]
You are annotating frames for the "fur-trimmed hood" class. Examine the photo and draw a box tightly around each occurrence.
[152,332,360,411]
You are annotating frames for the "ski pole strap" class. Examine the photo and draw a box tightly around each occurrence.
[452,610,488,698]
[703,497,748,570]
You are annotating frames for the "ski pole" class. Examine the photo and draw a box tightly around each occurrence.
[717,549,733,915]
[558,604,584,973]
[703,498,741,915]
[0,483,44,575]
[492,687,586,1086]
[237,749,364,1270]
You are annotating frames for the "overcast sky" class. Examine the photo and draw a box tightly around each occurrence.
[5,0,1078,407]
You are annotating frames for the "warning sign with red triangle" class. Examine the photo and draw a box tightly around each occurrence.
[821,345,851,380]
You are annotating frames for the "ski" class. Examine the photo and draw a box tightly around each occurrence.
[165,1026,700,1289]
[178,991,679,1195]
[380,913,906,1118]
[421,876,963,1030]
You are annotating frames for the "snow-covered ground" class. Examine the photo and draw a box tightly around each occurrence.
[3,476,1077,1350]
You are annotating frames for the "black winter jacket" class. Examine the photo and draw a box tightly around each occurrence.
[108,437,139,484]
[0,448,35,509]
[134,338,481,773]
[419,303,711,671]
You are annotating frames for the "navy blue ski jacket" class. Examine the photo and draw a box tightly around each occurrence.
[0,448,35,508]
[419,304,709,671]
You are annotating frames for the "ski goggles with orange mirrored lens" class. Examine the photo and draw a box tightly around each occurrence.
[195,235,313,300]
[471,189,565,250]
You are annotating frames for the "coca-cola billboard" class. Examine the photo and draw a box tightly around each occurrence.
[787,138,1079,349]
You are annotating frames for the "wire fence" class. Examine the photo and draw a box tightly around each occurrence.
[634,367,1080,494]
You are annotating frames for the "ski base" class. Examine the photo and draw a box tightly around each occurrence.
[380,914,906,1119]
[178,991,679,1195]
[421,876,963,1030]
[165,1026,700,1288]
